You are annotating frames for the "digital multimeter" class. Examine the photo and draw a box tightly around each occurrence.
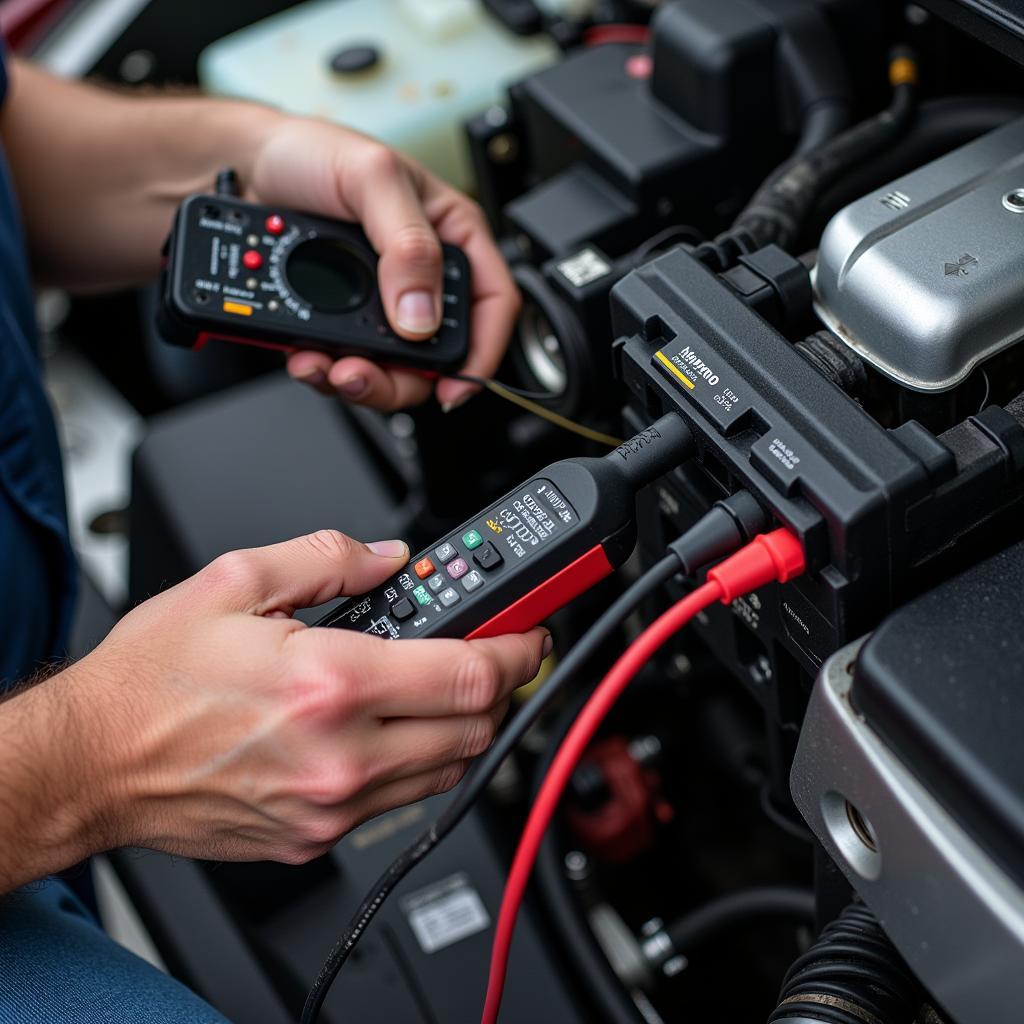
[157,194,472,373]
[315,414,692,639]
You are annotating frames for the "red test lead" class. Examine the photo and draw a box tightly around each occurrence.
[480,528,805,1024]
[300,503,788,1024]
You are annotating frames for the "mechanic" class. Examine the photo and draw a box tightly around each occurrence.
[0,47,548,1022]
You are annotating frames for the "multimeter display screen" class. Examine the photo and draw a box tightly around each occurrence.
[285,237,371,313]
[487,481,577,559]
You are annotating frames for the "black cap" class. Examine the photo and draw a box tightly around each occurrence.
[329,45,381,76]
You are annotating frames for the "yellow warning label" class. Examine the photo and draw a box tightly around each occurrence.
[655,350,695,390]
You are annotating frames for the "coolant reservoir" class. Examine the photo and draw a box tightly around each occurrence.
[199,0,558,191]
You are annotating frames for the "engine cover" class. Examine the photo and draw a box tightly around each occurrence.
[813,117,1024,391]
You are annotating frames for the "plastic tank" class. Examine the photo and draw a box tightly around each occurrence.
[199,0,558,190]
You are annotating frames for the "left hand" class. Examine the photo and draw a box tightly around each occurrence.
[247,118,520,411]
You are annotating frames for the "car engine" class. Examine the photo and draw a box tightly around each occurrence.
[35,0,1024,1021]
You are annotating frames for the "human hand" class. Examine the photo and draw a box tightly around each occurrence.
[246,119,520,412]
[65,531,547,865]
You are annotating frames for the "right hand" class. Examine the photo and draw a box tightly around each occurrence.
[60,531,548,865]
[246,117,520,412]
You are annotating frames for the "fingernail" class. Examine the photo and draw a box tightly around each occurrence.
[296,369,327,387]
[396,291,437,335]
[441,393,471,414]
[542,633,554,658]
[366,539,409,558]
[339,376,369,398]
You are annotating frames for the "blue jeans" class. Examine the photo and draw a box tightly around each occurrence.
[0,879,231,1023]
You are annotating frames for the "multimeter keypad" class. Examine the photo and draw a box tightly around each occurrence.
[472,542,504,571]
[447,557,470,580]
[434,542,457,564]
[336,477,579,640]
[462,570,485,593]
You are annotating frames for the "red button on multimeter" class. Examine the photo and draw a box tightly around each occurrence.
[316,415,692,641]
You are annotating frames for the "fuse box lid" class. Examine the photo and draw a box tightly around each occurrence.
[852,540,1024,887]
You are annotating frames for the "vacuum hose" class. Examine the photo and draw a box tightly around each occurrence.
[696,49,918,269]
[768,903,924,1024]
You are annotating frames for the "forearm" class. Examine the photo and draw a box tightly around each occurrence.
[0,58,281,289]
[0,667,109,894]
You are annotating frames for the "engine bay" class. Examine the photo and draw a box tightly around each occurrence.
[25,0,1024,1021]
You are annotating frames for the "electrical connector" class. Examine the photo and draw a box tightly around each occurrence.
[707,527,806,602]
[667,490,768,575]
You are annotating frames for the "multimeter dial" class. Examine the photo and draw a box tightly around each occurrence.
[264,224,376,321]
[158,194,471,373]
[279,235,372,314]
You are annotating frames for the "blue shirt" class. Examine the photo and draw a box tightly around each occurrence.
[0,45,76,690]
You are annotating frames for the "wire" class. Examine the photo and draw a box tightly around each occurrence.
[737,49,918,251]
[534,695,650,1024]
[450,371,555,403]
[300,497,771,1022]
[482,583,721,1024]
[448,373,624,447]
[694,48,918,269]
[660,886,815,963]
[300,554,680,1023]
[480,529,806,1024]
[977,368,991,414]
[759,783,814,843]
[628,224,704,265]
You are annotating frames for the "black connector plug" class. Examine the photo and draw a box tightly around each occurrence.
[668,491,768,575]
[214,167,241,197]
[608,412,694,491]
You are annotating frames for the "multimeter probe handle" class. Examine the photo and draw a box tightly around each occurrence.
[604,412,695,490]
[317,415,694,640]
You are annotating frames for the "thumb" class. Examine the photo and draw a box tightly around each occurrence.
[203,530,409,615]
[344,150,444,339]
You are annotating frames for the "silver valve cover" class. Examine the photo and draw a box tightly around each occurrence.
[813,117,1024,392]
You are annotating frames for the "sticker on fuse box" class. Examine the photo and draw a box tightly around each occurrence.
[402,872,490,954]
[766,437,801,471]
[555,248,612,288]
[779,591,837,669]
[653,339,750,433]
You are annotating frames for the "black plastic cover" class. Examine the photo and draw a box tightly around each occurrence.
[129,374,411,606]
[853,541,1024,886]
[917,1,1024,65]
